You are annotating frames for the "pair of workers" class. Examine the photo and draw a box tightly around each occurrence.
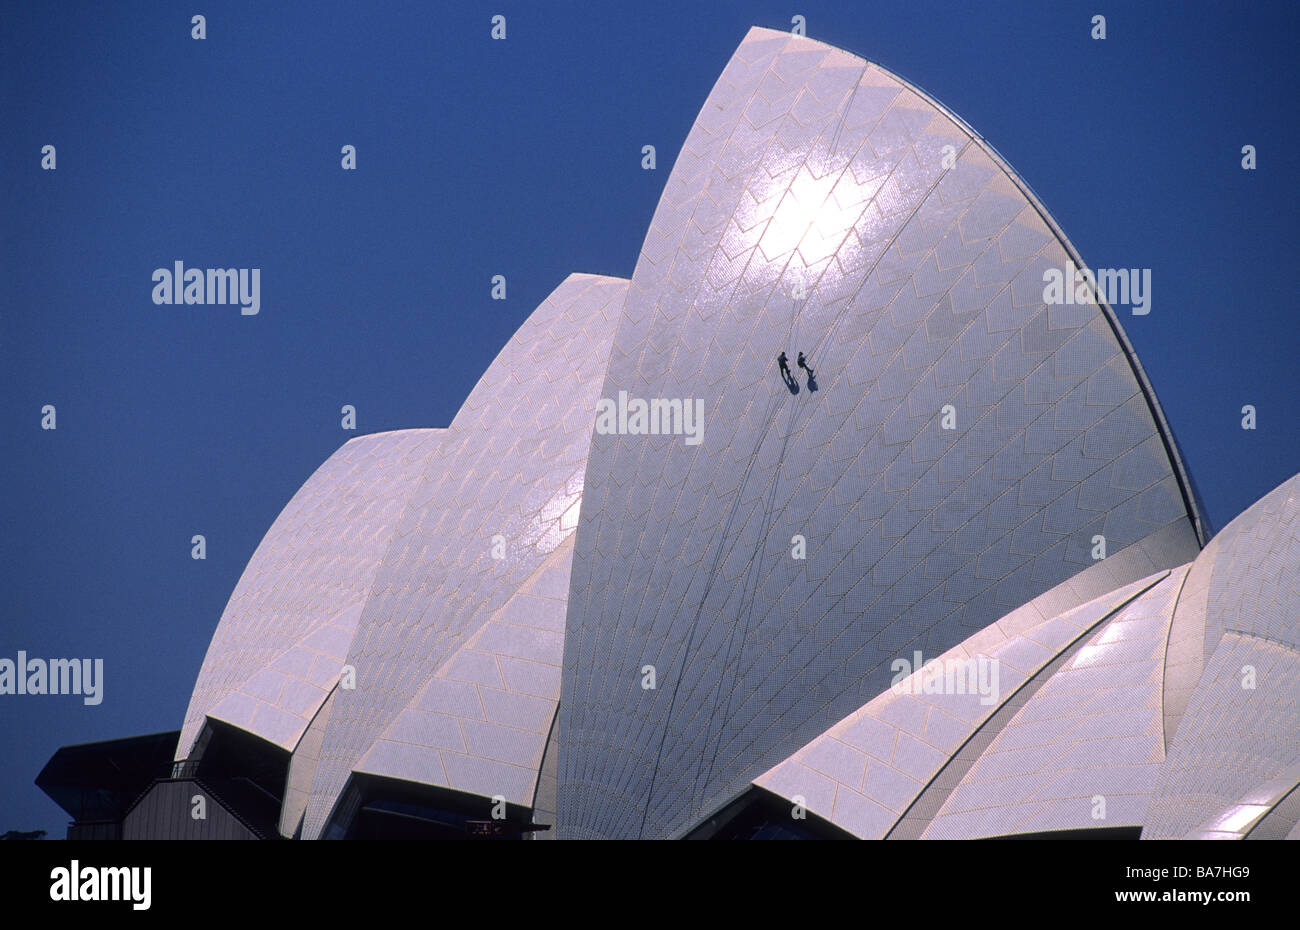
[777,351,814,380]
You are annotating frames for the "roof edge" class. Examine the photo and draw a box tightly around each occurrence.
[739,25,1209,548]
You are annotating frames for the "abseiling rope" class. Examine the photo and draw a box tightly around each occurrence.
[690,385,807,819]
[636,357,796,837]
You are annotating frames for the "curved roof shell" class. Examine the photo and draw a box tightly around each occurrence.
[171,26,1277,843]
[757,473,1300,840]
[557,27,1204,839]
[1143,474,1300,838]
[300,274,628,838]
[178,273,629,838]
[177,428,441,759]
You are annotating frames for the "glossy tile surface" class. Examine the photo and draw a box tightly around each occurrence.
[556,26,1200,839]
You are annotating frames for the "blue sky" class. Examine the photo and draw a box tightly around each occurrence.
[2,0,1296,835]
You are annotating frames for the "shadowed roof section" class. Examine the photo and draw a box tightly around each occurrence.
[37,731,179,823]
[557,26,1204,839]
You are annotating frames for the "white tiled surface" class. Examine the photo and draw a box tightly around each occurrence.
[1145,475,1300,838]
[177,428,441,757]
[170,24,1299,844]
[352,537,574,806]
[300,274,628,838]
[558,26,1199,839]
[921,566,1187,838]
[755,570,1168,837]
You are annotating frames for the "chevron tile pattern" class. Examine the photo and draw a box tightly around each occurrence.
[557,27,1199,839]
[177,428,441,757]
[753,478,1300,842]
[300,274,628,838]
[1180,760,1300,840]
[755,570,1167,838]
[920,565,1185,838]
[1143,475,1300,838]
[351,535,576,807]
[166,26,1300,844]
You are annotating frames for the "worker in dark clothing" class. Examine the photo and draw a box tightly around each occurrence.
[797,352,814,377]
[777,351,791,379]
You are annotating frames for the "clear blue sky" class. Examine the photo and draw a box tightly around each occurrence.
[3,0,1296,836]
